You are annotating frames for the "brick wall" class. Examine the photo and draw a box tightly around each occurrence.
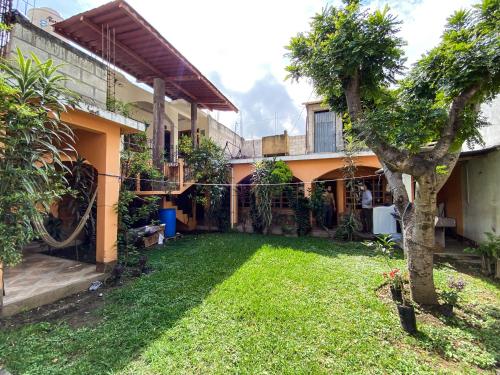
[9,15,108,109]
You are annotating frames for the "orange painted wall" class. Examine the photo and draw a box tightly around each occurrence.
[232,154,381,184]
[61,109,125,267]
[232,154,381,219]
[437,162,464,235]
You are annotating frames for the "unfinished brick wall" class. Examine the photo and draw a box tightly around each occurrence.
[9,15,108,109]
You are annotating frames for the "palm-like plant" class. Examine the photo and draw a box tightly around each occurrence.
[0,49,78,279]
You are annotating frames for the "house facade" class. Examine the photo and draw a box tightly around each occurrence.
[0,2,239,315]
[230,101,385,234]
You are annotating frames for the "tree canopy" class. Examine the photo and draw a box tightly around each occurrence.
[287,0,499,174]
[286,0,500,305]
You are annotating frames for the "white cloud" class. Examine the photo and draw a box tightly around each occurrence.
[51,0,477,137]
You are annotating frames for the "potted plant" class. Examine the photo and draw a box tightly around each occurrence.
[383,268,404,304]
[465,232,499,276]
[440,277,466,317]
[397,299,417,334]
[365,234,405,303]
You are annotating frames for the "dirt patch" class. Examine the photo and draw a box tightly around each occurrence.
[0,281,123,330]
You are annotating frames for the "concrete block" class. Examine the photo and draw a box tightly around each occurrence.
[66,79,94,99]
[95,65,107,80]
[94,89,108,109]
[65,49,96,74]
[10,37,49,61]
[82,69,107,91]
[58,63,82,81]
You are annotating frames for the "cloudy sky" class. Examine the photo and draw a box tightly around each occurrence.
[22,0,475,138]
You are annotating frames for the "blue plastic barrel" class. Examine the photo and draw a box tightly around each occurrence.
[159,208,176,238]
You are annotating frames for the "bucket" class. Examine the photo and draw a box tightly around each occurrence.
[159,208,176,238]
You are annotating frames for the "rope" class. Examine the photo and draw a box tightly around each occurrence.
[32,188,98,249]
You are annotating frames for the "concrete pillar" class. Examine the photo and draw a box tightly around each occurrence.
[95,131,121,272]
[191,101,198,147]
[304,182,312,197]
[336,180,345,215]
[95,173,120,271]
[167,109,179,162]
[153,78,166,171]
[230,175,239,228]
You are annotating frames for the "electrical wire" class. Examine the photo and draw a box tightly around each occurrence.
[98,172,384,187]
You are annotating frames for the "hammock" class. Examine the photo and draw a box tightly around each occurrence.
[32,188,98,249]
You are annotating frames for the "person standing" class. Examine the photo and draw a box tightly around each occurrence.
[361,182,373,233]
[322,185,336,228]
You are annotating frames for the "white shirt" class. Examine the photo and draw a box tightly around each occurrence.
[362,190,373,208]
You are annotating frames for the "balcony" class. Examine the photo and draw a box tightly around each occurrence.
[133,158,194,196]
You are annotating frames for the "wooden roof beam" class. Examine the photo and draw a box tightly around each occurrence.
[79,16,198,103]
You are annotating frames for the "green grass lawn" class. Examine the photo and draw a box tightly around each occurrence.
[1,233,499,374]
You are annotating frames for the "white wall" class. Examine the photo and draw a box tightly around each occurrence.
[461,150,500,243]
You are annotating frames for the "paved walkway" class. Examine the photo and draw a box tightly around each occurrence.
[2,253,104,317]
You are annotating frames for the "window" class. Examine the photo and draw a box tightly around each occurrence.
[345,177,392,210]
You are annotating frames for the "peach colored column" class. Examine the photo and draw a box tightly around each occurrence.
[230,171,238,227]
[336,180,345,214]
[95,131,121,271]
[303,182,312,197]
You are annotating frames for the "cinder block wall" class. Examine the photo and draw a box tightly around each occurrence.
[289,135,306,155]
[9,15,108,109]
[241,139,263,158]
[207,116,244,156]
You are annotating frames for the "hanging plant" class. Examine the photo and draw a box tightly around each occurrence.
[251,159,292,234]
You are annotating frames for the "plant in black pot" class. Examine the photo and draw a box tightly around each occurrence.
[397,297,417,335]
[383,268,404,304]
[440,277,466,317]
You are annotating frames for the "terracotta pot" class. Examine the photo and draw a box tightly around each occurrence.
[397,304,417,334]
[390,285,403,304]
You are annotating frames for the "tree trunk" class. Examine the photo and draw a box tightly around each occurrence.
[406,176,439,305]
[0,262,4,309]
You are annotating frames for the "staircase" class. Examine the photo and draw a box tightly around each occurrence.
[162,200,196,231]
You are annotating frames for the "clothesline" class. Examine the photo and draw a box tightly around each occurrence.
[97,172,385,187]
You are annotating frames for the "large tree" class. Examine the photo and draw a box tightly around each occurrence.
[286,0,499,304]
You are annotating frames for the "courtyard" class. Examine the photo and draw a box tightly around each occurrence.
[1,233,498,374]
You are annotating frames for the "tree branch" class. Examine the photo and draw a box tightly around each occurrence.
[430,84,480,160]
[382,162,412,223]
[343,73,410,172]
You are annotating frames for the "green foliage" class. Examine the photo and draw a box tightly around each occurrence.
[65,158,97,247]
[0,49,78,266]
[286,1,405,114]
[106,98,132,118]
[309,182,326,227]
[440,277,466,306]
[116,190,159,265]
[286,0,500,153]
[117,132,160,264]
[465,232,500,258]
[251,159,293,233]
[287,191,311,236]
[335,213,361,241]
[179,135,231,230]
